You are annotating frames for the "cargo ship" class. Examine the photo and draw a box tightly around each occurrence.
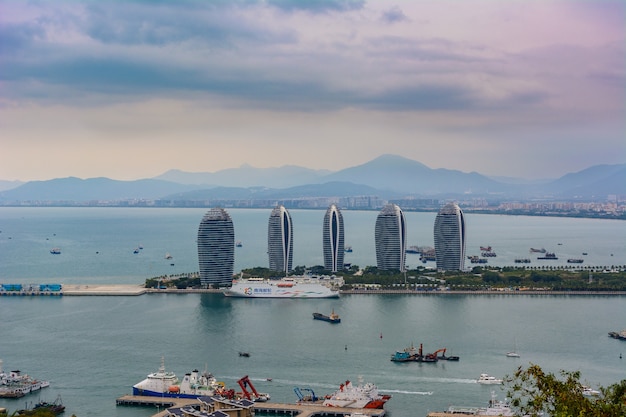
[313,309,341,323]
[132,358,224,398]
[224,277,340,298]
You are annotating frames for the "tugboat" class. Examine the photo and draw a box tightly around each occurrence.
[313,309,341,323]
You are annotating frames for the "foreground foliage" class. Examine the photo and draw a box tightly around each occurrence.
[505,364,626,417]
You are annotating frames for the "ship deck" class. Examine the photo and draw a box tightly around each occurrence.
[116,395,387,417]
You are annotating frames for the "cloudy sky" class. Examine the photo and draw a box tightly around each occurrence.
[1,0,624,181]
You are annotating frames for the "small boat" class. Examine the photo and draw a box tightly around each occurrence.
[235,241,242,247]
[480,246,492,252]
[582,386,600,397]
[567,258,584,263]
[537,252,558,260]
[506,338,520,357]
[514,258,531,263]
[530,247,547,253]
[344,246,353,253]
[477,373,503,385]
[50,248,61,254]
[582,252,588,255]
[164,253,173,259]
[313,309,341,323]
[406,246,420,254]
[238,352,250,357]
[608,330,626,340]
[133,248,140,254]
[33,395,65,415]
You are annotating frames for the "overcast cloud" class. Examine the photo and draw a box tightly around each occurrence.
[1,0,624,181]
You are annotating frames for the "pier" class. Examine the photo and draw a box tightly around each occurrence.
[116,395,386,417]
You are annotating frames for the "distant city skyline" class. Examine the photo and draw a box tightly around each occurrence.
[1,1,624,182]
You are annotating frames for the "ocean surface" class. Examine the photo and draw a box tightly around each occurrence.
[1,208,625,417]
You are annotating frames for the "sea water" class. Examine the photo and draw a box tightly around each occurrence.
[0,208,625,417]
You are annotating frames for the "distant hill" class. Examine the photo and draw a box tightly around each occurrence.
[0,177,203,201]
[0,180,23,192]
[155,164,331,188]
[1,157,624,203]
[322,154,509,194]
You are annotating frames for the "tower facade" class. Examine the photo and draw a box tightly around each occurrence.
[434,202,466,271]
[197,208,235,287]
[375,203,407,271]
[267,205,293,275]
[323,204,345,273]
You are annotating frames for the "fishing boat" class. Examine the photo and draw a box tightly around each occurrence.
[132,357,224,398]
[322,377,391,409]
[224,277,340,298]
[313,309,341,323]
[537,252,558,260]
[530,247,547,253]
[476,374,503,385]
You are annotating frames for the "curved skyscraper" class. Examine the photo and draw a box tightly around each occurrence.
[323,204,345,273]
[375,203,407,271]
[434,202,466,271]
[268,205,293,275]
[197,208,235,287]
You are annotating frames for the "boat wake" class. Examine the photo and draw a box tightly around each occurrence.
[382,389,433,395]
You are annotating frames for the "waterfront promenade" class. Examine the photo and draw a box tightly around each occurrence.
[3,284,625,296]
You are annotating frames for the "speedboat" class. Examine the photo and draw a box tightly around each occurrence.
[582,386,600,396]
[477,374,503,385]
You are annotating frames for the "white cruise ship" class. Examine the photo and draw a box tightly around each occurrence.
[223,277,341,298]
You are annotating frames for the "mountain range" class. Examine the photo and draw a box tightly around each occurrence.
[1,155,624,203]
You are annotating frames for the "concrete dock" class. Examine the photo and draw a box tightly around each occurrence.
[116,395,387,417]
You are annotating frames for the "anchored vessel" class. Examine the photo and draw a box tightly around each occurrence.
[132,358,224,399]
[322,378,391,409]
[224,277,340,298]
[313,309,341,323]
[0,360,50,398]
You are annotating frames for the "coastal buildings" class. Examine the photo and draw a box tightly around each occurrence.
[268,205,293,275]
[434,202,466,271]
[323,204,345,273]
[197,208,235,287]
[375,203,407,271]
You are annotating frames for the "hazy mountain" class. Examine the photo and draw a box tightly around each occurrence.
[1,157,623,203]
[156,164,331,188]
[322,154,509,195]
[0,177,203,201]
[0,180,23,192]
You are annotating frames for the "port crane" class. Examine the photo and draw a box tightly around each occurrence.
[294,387,318,402]
[237,375,270,402]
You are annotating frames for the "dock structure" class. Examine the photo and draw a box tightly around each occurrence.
[117,395,387,417]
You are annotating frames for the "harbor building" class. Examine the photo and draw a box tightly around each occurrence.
[434,202,466,271]
[375,203,407,271]
[197,208,235,287]
[323,204,345,273]
[268,205,293,275]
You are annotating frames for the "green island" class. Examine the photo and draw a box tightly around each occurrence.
[145,264,626,292]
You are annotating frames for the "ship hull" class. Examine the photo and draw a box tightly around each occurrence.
[224,280,339,298]
[132,387,213,399]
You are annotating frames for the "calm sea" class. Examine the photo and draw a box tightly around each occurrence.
[0,208,625,417]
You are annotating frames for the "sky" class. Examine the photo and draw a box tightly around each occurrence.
[1,0,624,182]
